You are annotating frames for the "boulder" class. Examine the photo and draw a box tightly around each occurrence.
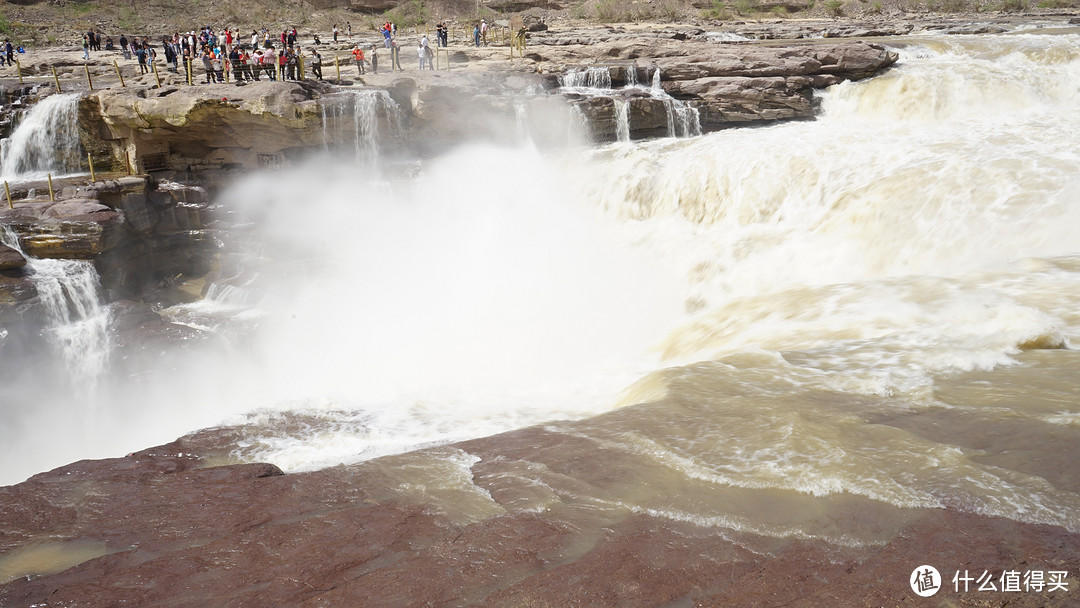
[0,244,27,270]
[42,199,122,223]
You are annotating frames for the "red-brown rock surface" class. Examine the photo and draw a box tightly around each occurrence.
[1,424,1076,607]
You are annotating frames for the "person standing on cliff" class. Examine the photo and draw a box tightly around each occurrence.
[351,44,365,75]
[246,48,259,81]
[333,24,339,43]
[229,46,243,81]
[310,49,322,79]
[136,44,149,73]
[82,34,90,60]
[347,22,352,39]
[3,40,12,66]
[287,46,299,80]
[263,46,277,80]
[436,21,447,47]
[200,48,213,82]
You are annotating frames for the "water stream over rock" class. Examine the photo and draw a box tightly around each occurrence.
[0,93,83,180]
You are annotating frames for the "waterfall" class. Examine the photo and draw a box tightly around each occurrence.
[320,90,403,162]
[29,260,112,388]
[663,99,701,138]
[559,67,612,89]
[570,105,592,145]
[651,67,701,138]
[0,93,83,180]
[562,65,700,143]
[1,226,112,387]
[0,225,22,255]
[614,99,630,143]
[514,101,532,146]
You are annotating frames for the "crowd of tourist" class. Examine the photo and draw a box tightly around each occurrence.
[66,19,506,83]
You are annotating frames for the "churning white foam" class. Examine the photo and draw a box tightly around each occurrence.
[205,144,683,470]
[564,34,1080,397]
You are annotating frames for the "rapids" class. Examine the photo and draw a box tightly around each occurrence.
[1,32,1078,548]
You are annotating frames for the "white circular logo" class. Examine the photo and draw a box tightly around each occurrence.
[910,565,941,597]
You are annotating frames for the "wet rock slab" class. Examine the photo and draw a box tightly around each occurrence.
[0,425,1076,607]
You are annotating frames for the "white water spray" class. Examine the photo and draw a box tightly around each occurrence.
[198,143,682,471]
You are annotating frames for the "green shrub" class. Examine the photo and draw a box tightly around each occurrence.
[72,2,98,16]
[702,0,735,19]
[593,0,633,22]
[825,0,844,14]
[648,0,684,21]
[868,0,883,11]
[384,0,430,28]
[733,0,762,13]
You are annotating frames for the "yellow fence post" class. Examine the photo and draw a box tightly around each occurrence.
[4,181,12,210]
[187,58,193,86]
[84,65,93,91]
[47,174,55,202]
[126,151,133,175]
[15,59,23,85]
[299,55,305,79]
[113,60,126,87]
[51,66,62,92]
[88,154,96,182]
[335,55,340,80]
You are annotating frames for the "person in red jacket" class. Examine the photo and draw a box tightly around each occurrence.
[352,44,365,75]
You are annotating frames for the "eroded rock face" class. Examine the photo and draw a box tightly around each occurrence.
[81,79,329,174]
[556,39,897,139]
[0,245,26,270]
